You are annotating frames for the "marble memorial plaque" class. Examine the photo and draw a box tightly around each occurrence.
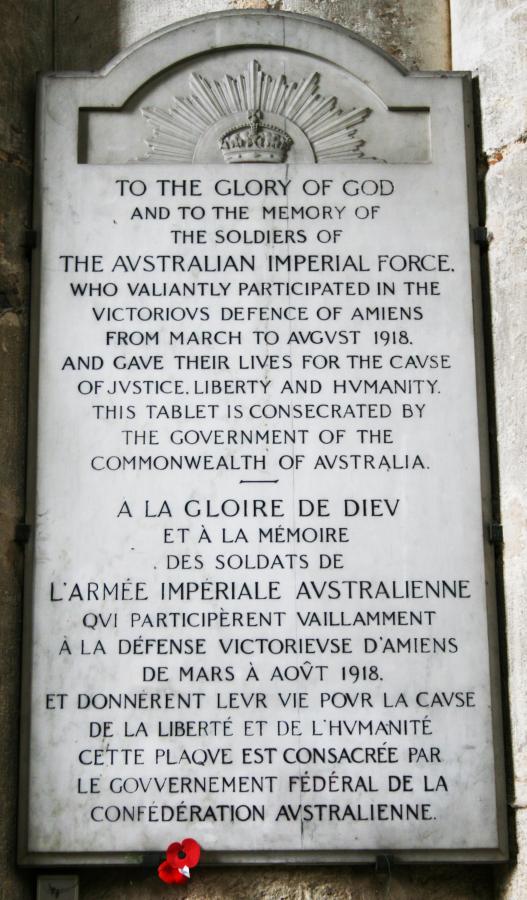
[19,11,507,864]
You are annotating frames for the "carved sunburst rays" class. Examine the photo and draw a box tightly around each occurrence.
[141,60,371,163]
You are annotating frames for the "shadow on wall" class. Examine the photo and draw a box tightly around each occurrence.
[55,0,121,70]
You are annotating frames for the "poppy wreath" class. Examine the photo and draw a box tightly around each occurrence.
[158,838,201,885]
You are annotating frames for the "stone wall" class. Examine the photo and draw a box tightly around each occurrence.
[0,4,52,898]
[0,1,524,897]
[451,2,527,899]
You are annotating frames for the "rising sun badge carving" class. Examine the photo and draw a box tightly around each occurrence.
[141,60,371,164]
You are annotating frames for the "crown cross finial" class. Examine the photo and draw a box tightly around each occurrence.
[248,110,263,133]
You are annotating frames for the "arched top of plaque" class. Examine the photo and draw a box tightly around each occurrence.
[40,10,470,166]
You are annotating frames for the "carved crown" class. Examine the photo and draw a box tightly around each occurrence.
[220,110,293,163]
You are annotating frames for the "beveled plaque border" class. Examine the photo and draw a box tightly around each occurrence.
[18,10,508,866]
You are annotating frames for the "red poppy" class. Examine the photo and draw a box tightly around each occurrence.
[157,839,201,885]
[158,860,188,885]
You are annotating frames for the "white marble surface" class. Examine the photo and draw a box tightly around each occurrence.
[22,12,506,862]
